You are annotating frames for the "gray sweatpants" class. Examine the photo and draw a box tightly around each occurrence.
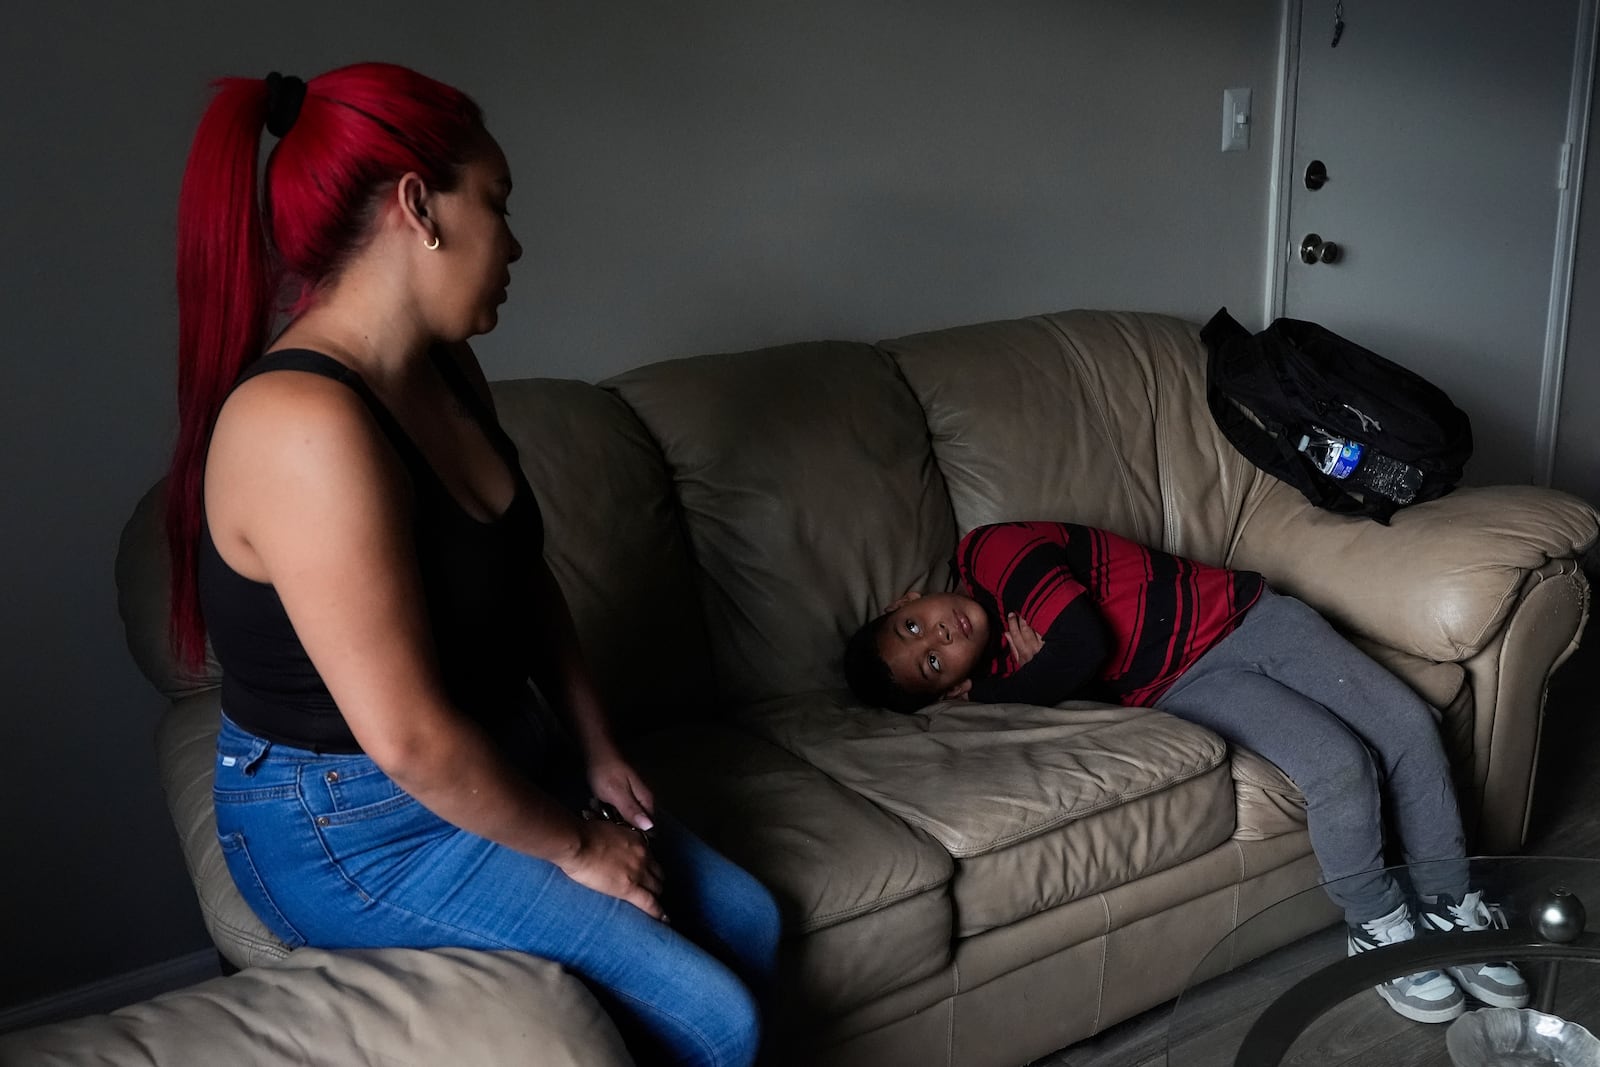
[1156,589,1468,924]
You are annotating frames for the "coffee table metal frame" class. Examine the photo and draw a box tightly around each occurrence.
[1232,930,1600,1066]
[1166,857,1600,1066]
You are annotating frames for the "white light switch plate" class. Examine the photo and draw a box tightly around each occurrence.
[1222,87,1252,152]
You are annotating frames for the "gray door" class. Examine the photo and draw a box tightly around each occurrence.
[1283,0,1581,485]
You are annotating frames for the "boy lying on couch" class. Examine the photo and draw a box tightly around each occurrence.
[843,520,1526,1025]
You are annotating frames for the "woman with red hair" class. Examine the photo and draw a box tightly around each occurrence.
[169,63,778,1066]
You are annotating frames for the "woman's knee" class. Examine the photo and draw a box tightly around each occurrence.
[709,981,764,1067]
[730,875,783,979]
[663,819,784,986]
[649,962,763,1067]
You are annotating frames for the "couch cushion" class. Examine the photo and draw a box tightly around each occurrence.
[1229,746,1307,842]
[737,695,1234,936]
[0,947,631,1067]
[604,342,955,706]
[492,377,712,732]
[880,309,1262,568]
[633,721,955,1012]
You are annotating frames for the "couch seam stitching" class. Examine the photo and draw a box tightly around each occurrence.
[1093,894,1111,1033]
[947,957,959,1064]
[799,879,951,931]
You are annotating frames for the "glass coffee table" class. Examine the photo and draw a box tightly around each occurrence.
[1165,857,1600,1066]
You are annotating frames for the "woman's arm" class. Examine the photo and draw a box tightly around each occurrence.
[442,341,657,830]
[525,560,656,830]
[205,373,663,916]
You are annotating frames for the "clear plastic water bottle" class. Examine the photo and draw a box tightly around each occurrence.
[1297,428,1423,504]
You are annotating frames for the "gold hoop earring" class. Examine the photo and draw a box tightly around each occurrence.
[424,235,440,251]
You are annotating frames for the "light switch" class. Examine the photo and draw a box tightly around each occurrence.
[1222,87,1252,152]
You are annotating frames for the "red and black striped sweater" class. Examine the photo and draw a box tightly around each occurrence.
[956,522,1264,707]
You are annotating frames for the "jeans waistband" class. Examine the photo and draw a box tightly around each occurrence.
[218,712,376,777]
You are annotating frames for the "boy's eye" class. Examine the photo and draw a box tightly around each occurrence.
[928,652,941,673]
[905,620,921,636]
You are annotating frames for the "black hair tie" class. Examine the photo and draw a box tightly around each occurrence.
[264,72,307,138]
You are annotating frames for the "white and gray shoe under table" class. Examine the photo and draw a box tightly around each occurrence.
[1164,857,1600,1066]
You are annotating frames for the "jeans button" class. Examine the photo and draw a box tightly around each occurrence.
[325,770,339,783]
[316,816,330,827]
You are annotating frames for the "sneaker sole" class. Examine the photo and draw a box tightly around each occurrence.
[1375,985,1466,1024]
[1444,966,1529,1009]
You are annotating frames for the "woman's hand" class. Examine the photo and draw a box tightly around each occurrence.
[1004,612,1043,667]
[588,751,657,832]
[561,818,666,920]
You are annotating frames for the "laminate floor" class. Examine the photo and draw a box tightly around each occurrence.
[1028,601,1600,1067]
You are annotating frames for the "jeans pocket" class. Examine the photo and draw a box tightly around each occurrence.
[309,759,407,817]
[312,784,453,900]
[217,830,308,949]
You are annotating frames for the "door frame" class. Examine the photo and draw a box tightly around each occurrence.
[1263,0,1600,487]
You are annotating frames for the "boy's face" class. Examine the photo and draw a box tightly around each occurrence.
[876,591,990,702]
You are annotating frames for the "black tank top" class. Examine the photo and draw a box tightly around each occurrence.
[198,349,546,753]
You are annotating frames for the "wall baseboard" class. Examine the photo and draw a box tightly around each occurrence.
[0,950,222,1035]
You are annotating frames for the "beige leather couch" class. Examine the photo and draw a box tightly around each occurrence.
[7,309,1595,1067]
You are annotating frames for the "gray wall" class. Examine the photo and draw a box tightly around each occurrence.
[1556,65,1600,502]
[0,2,1283,1007]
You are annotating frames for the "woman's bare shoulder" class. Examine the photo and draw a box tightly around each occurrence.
[206,368,407,515]
[212,368,382,455]
[205,365,413,583]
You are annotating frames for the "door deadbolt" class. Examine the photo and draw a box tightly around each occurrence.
[1305,160,1329,190]
[1300,233,1341,265]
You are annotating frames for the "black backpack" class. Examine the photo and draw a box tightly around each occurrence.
[1200,307,1473,524]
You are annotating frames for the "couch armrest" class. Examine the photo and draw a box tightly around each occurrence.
[156,690,289,969]
[1233,479,1596,852]
[0,947,632,1067]
[1231,480,1597,661]
[1460,558,1591,852]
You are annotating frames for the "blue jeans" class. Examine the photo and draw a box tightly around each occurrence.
[213,714,780,1067]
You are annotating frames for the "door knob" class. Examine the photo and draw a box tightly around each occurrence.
[1300,233,1341,265]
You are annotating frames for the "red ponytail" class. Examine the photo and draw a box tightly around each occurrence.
[166,64,484,670]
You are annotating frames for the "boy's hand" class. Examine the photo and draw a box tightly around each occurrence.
[1004,612,1043,667]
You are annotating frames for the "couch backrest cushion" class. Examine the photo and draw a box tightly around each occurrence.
[605,342,955,706]
[492,378,713,732]
[880,310,1266,566]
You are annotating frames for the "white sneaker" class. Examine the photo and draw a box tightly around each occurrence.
[1347,902,1467,1023]
[1417,890,1531,1008]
